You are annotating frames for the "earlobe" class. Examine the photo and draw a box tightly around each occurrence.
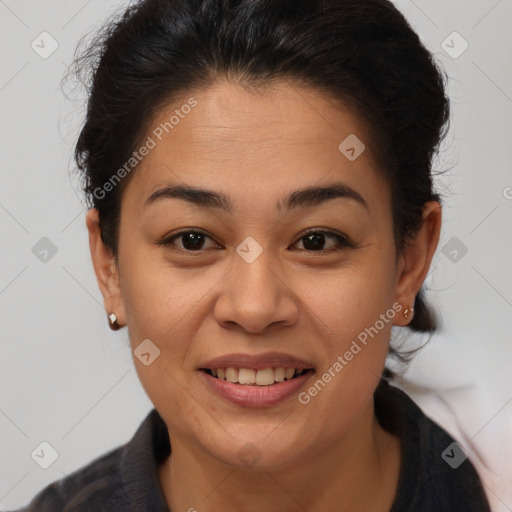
[85,208,126,328]
[393,201,442,326]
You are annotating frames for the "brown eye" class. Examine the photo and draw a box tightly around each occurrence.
[292,230,353,252]
[158,230,219,252]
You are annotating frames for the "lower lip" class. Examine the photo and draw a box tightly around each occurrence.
[199,370,314,408]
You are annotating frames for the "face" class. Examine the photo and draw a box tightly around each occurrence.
[87,79,436,471]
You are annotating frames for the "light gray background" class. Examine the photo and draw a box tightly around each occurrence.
[1,0,511,510]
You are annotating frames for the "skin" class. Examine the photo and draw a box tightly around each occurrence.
[86,79,441,512]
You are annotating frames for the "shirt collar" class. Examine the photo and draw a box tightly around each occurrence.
[120,408,171,512]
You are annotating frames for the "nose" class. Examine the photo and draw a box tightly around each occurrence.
[212,244,299,334]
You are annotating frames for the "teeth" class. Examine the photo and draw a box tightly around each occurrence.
[238,368,256,384]
[274,367,285,382]
[255,368,274,385]
[226,367,238,383]
[285,368,295,380]
[208,367,308,386]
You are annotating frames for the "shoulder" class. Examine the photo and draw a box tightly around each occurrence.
[6,445,128,512]
[375,379,492,512]
[5,409,169,512]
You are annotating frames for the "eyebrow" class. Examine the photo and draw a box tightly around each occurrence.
[144,181,368,213]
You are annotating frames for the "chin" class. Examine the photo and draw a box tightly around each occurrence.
[226,444,302,472]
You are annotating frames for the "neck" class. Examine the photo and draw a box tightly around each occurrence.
[158,398,400,512]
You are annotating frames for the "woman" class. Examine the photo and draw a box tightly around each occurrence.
[10,0,492,510]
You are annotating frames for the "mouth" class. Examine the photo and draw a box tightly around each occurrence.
[199,366,316,407]
[197,352,316,406]
[200,367,315,386]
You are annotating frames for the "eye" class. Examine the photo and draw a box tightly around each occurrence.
[291,230,353,252]
[157,230,220,252]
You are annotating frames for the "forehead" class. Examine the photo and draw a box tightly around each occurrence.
[124,79,388,213]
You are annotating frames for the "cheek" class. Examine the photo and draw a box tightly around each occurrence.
[295,264,396,438]
[118,240,209,338]
[297,251,396,341]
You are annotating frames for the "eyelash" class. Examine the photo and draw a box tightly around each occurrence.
[156,229,355,255]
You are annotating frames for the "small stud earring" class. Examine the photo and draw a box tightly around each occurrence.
[108,312,120,331]
[403,306,415,320]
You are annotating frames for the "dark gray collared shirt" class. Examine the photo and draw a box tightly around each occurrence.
[6,380,491,512]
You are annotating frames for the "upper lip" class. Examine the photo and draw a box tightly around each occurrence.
[199,352,315,371]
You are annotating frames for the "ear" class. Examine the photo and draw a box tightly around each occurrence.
[85,208,126,328]
[393,201,442,326]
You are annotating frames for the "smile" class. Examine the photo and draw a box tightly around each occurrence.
[202,367,313,386]
[199,367,315,407]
